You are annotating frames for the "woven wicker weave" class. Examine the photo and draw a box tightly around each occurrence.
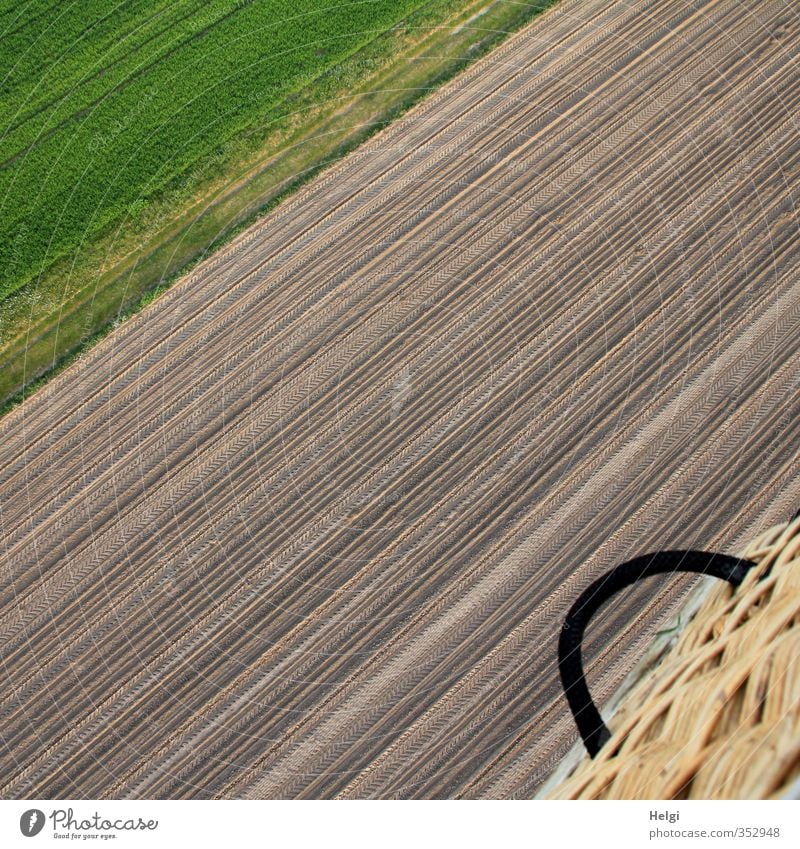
[548,516,800,800]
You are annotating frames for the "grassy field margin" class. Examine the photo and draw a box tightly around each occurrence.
[0,0,556,414]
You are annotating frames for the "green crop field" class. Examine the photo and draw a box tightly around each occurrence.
[0,0,435,299]
[0,0,556,411]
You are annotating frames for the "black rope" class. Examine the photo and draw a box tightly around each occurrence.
[558,550,756,759]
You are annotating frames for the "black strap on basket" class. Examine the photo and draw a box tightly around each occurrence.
[558,550,756,759]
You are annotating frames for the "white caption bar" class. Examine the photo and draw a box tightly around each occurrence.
[1,799,797,849]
